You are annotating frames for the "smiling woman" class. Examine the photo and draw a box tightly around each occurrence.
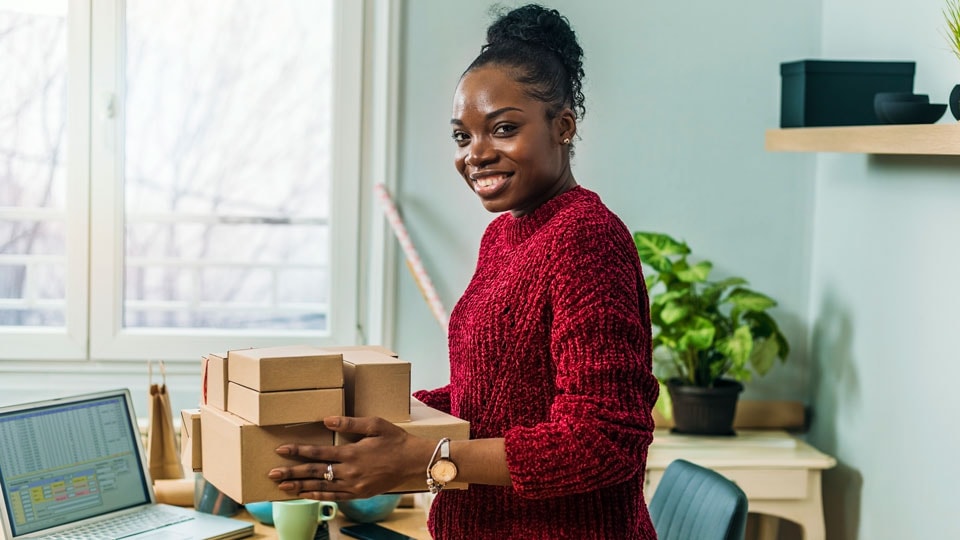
[267,4,659,539]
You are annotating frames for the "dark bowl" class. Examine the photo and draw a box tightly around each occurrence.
[873,93,929,123]
[876,101,946,125]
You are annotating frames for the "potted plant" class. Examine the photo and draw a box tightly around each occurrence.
[945,0,960,120]
[634,231,790,435]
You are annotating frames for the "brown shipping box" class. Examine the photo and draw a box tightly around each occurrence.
[228,345,343,392]
[200,405,335,503]
[202,353,228,409]
[180,408,202,473]
[338,399,470,493]
[322,344,399,357]
[341,350,411,422]
[227,382,344,426]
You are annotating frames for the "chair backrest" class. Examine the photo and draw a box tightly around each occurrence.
[648,459,749,540]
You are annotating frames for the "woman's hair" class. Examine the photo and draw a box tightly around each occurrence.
[466,3,585,121]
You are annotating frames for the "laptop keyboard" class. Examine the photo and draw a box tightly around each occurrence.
[38,506,194,540]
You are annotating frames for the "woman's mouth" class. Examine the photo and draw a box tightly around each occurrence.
[472,173,511,196]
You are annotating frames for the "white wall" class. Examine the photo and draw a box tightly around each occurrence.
[809,0,960,538]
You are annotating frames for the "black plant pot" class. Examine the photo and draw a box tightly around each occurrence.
[667,379,744,436]
[951,84,960,121]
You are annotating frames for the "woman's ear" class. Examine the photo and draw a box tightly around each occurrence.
[555,107,577,144]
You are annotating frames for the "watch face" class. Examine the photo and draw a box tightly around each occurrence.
[430,459,458,483]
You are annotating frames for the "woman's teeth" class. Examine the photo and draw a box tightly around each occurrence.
[476,175,506,188]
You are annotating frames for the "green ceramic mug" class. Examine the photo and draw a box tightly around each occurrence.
[272,499,338,540]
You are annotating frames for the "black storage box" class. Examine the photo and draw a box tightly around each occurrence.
[780,60,915,127]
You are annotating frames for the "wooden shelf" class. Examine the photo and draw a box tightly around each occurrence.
[765,123,960,155]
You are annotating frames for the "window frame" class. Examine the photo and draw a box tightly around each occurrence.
[1,0,389,369]
[0,0,91,361]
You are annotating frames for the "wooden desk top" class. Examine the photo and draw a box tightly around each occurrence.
[647,429,837,470]
[239,506,430,540]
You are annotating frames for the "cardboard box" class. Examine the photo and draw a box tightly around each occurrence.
[337,399,470,493]
[779,59,915,127]
[341,350,411,422]
[321,344,399,357]
[228,345,343,391]
[199,405,335,503]
[227,382,344,426]
[202,353,228,409]
[180,408,202,473]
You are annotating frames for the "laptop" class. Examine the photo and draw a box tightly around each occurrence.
[0,389,254,539]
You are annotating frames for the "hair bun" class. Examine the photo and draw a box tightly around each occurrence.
[486,4,582,71]
[483,4,585,118]
[466,4,586,122]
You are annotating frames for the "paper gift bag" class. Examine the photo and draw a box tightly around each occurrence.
[147,360,185,480]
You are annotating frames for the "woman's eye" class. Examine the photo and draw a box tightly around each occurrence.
[452,132,468,144]
[494,124,517,135]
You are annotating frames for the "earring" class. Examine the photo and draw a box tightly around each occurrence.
[562,137,571,145]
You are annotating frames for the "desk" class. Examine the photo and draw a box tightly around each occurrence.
[238,506,430,540]
[645,429,836,540]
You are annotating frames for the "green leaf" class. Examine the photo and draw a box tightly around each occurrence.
[744,311,790,360]
[651,289,685,306]
[675,261,712,283]
[678,317,715,351]
[634,232,689,273]
[660,302,689,324]
[700,276,746,306]
[718,325,753,370]
[724,287,777,312]
[750,337,780,376]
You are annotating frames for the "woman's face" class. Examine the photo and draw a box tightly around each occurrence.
[451,65,576,217]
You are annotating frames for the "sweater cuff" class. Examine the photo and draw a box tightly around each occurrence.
[412,388,451,414]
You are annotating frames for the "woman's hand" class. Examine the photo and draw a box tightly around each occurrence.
[267,416,432,501]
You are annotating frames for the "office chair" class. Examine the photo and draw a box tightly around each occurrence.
[648,459,749,540]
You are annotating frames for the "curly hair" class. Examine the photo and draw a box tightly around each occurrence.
[466,3,586,122]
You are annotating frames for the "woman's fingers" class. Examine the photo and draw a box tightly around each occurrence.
[269,460,334,481]
[269,416,411,499]
[323,415,393,437]
[275,443,337,461]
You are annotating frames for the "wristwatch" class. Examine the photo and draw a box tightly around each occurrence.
[427,438,458,493]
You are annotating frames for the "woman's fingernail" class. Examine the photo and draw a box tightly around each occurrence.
[278,482,294,491]
[325,417,341,428]
[275,446,291,456]
[268,470,282,479]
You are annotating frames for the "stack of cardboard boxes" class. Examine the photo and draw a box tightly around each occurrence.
[180,345,469,504]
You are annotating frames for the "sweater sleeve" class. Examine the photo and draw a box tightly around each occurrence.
[503,215,658,499]
[412,385,452,414]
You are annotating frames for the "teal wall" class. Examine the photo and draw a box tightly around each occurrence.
[394,0,821,401]
[809,0,960,538]
[394,0,960,538]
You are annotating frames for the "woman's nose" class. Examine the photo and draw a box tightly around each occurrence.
[465,139,495,167]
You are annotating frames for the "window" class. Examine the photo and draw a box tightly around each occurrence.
[0,0,370,363]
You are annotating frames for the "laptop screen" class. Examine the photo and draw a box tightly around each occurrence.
[0,391,152,537]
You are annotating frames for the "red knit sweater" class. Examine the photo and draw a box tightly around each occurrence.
[413,187,658,539]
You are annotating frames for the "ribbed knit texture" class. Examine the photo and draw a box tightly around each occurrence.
[413,187,659,539]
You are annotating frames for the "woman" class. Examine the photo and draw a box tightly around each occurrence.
[268,5,658,538]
